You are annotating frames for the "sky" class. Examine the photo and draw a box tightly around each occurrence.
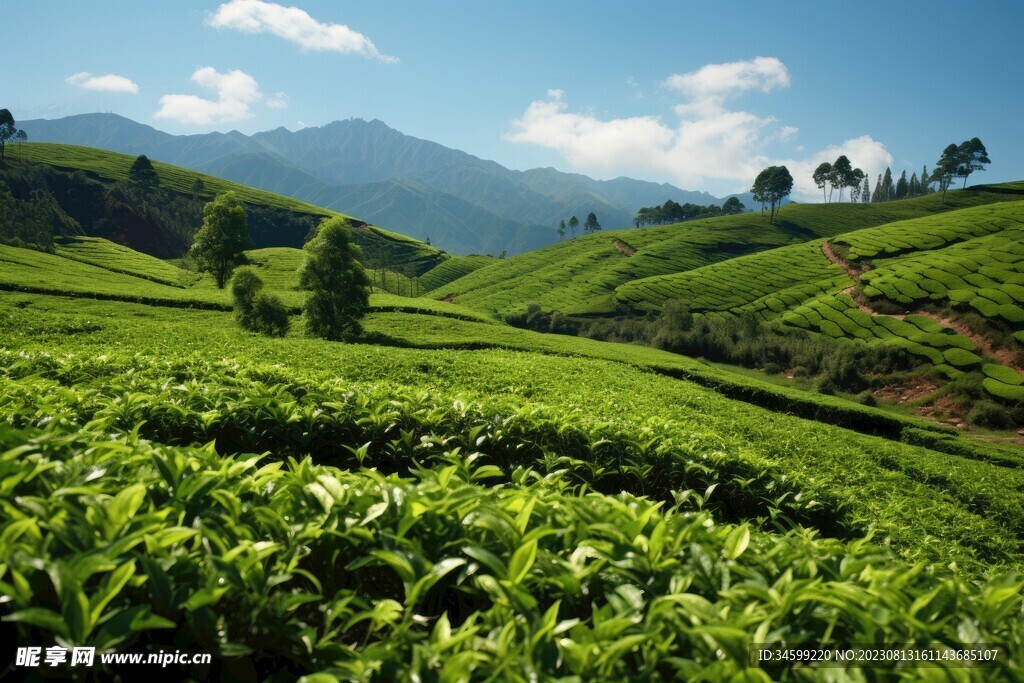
[6,0,1024,200]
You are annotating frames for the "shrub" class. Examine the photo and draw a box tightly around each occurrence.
[966,400,1013,429]
[250,292,290,337]
[300,217,370,341]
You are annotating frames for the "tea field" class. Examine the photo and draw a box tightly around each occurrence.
[2,281,1024,678]
[428,189,1022,316]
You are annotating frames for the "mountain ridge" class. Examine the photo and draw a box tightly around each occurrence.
[21,113,755,255]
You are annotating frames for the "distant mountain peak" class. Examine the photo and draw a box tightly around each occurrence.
[19,112,745,256]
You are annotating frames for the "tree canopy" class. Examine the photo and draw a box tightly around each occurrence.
[299,217,371,341]
[128,154,160,190]
[751,166,793,222]
[955,137,990,188]
[0,109,27,161]
[584,212,601,234]
[189,191,250,288]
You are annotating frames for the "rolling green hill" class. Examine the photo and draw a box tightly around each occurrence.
[430,188,1019,316]
[2,145,1023,677]
[3,143,447,276]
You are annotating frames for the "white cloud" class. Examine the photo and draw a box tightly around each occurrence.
[207,0,397,63]
[266,91,289,109]
[505,57,892,199]
[781,136,893,200]
[66,72,139,94]
[155,67,263,125]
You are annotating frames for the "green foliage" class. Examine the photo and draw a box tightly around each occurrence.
[190,192,250,288]
[128,154,159,190]
[751,165,792,222]
[300,217,371,340]
[0,108,27,161]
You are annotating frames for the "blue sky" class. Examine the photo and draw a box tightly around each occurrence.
[7,0,1023,198]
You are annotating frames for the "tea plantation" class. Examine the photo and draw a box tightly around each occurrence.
[2,156,1024,679]
[3,257,1024,679]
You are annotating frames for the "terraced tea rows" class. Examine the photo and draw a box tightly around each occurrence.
[615,241,847,313]
[431,190,1023,316]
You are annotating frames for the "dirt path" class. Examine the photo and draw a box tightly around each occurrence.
[824,242,1023,372]
[613,239,637,257]
[442,293,462,302]
[821,241,868,278]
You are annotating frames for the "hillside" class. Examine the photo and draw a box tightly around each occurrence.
[21,113,755,255]
[0,143,458,278]
[430,188,1019,315]
[2,230,1023,677]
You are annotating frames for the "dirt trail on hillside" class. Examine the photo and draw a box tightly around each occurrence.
[821,241,868,278]
[825,242,1023,372]
[613,239,637,257]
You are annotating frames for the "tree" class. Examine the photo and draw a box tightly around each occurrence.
[558,219,567,240]
[191,176,205,198]
[879,167,894,202]
[751,165,792,223]
[0,110,27,162]
[128,154,159,190]
[933,144,959,201]
[812,162,833,203]
[299,217,371,341]
[848,168,865,203]
[955,137,990,188]
[831,156,853,202]
[921,165,931,194]
[231,266,290,337]
[871,174,882,203]
[568,215,579,238]
[895,170,908,200]
[584,212,601,234]
[722,196,745,214]
[189,191,250,288]
[860,175,871,203]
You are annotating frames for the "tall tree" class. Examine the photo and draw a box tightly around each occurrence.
[299,217,371,340]
[189,191,250,288]
[880,167,894,202]
[812,162,833,203]
[920,165,931,194]
[872,174,882,203]
[933,144,959,201]
[908,172,919,197]
[831,156,853,202]
[557,219,567,240]
[861,175,871,203]
[584,212,601,234]
[848,168,865,203]
[568,215,579,238]
[895,170,908,200]
[955,137,990,188]
[0,110,27,162]
[752,166,793,223]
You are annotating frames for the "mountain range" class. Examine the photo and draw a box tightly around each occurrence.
[21,113,752,255]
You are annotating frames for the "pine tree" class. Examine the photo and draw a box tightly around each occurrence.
[881,167,894,202]
[909,172,919,197]
[895,170,908,200]
[872,174,882,203]
[861,175,871,203]
[921,165,931,194]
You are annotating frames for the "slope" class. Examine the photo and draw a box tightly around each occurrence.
[22,113,757,256]
[431,188,1018,316]
[5,143,446,274]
